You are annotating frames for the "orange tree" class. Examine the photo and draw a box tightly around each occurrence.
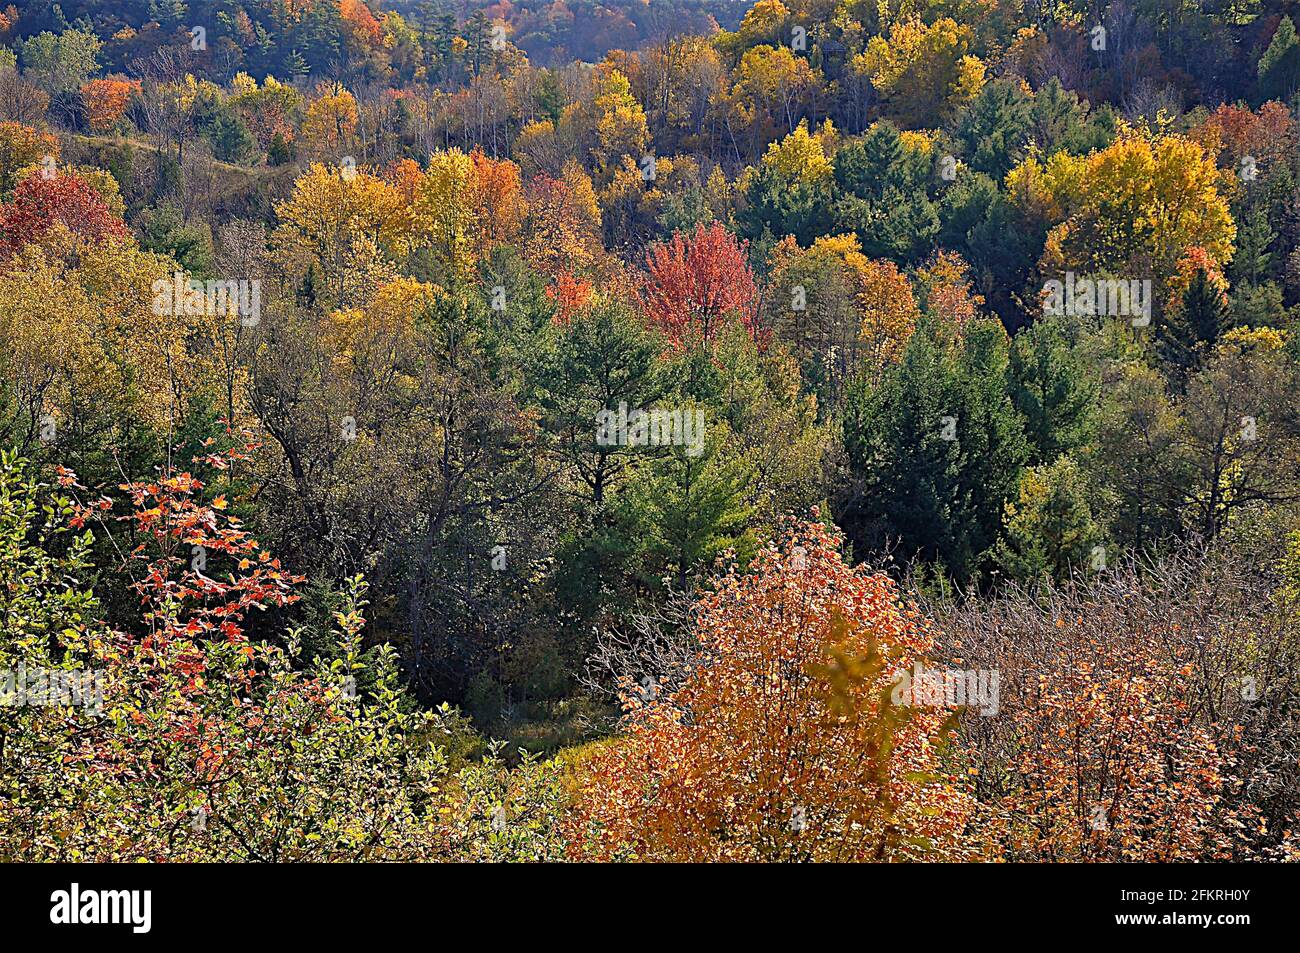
[80,78,139,133]
[568,516,975,861]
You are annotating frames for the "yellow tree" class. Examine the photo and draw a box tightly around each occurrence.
[81,239,211,433]
[767,233,919,397]
[1011,133,1236,301]
[757,118,834,184]
[0,233,204,450]
[324,275,439,385]
[412,148,477,283]
[916,250,984,334]
[230,73,304,151]
[0,121,58,194]
[857,16,985,128]
[274,163,409,308]
[560,67,649,180]
[858,254,921,367]
[593,69,650,170]
[522,161,603,281]
[511,118,576,179]
[731,44,820,139]
[731,0,789,51]
[300,83,360,160]
[0,244,119,449]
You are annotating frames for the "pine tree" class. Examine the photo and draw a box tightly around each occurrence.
[1258,16,1300,101]
[841,319,1029,582]
[623,426,755,592]
[993,455,1100,584]
[956,79,1033,181]
[1009,316,1099,465]
[1230,205,1275,288]
[1159,268,1228,383]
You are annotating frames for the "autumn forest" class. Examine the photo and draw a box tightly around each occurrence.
[1,0,1300,864]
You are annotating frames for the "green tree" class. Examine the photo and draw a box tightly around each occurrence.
[1258,16,1300,101]
[841,318,1029,582]
[535,301,664,513]
[1009,315,1099,465]
[1229,204,1275,289]
[1088,362,1189,551]
[736,159,833,250]
[994,455,1101,584]
[1159,268,1228,383]
[533,301,665,618]
[1028,78,1116,158]
[137,203,217,278]
[830,122,939,263]
[18,28,101,95]
[621,420,756,591]
[955,79,1032,181]
[938,170,1050,329]
[205,109,256,163]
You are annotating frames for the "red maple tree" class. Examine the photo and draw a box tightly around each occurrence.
[641,222,761,347]
[0,170,127,257]
[546,270,593,325]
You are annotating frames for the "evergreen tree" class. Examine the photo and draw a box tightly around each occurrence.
[1159,268,1228,382]
[993,455,1101,585]
[534,302,665,618]
[940,176,1050,330]
[840,319,1029,582]
[736,161,834,250]
[622,423,756,592]
[1009,315,1099,465]
[830,122,939,263]
[1258,15,1300,100]
[955,79,1033,181]
[1029,78,1116,157]
[1230,204,1275,288]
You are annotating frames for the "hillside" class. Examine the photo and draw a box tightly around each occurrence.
[2,0,1300,869]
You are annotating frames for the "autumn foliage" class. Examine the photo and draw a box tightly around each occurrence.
[0,170,127,258]
[2,444,565,861]
[469,149,526,258]
[339,0,383,48]
[641,222,761,346]
[0,122,58,194]
[993,641,1247,861]
[80,78,140,133]
[1195,101,1297,175]
[935,551,1300,863]
[569,517,974,861]
[546,270,594,325]
[522,168,603,280]
[7,0,1300,869]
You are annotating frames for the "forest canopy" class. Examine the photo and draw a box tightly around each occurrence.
[3,0,1300,863]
